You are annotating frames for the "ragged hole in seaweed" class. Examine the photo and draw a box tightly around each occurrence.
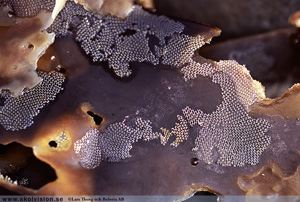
[87,111,103,125]
[0,142,57,189]
[190,157,199,166]
[7,11,14,18]
[58,67,66,73]
[55,65,67,74]
[48,141,58,148]
[27,43,34,50]
[184,191,218,202]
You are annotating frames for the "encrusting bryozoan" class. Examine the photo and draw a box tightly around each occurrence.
[48,1,207,77]
[65,1,272,168]
[0,0,67,130]
[0,0,55,17]
[0,0,272,169]
[0,71,65,131]
[182,72,271,166]
[74,118,160,169]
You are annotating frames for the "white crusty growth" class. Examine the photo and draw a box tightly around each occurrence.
[181,60,266,110]
[74,118,160,169]
[182,72,271,167]
[48,1,209,77]
[0,71,65,131]
[70,2,272,168]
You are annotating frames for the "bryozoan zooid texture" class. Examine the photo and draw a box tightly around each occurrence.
[0,0,55,17]
[74,118,160,169]
[48,0,206,77]
[71,2,273,169]
[75,75,271,168]
[181,60,266,110]
[183,72,271,167]
[0,71,65,131]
